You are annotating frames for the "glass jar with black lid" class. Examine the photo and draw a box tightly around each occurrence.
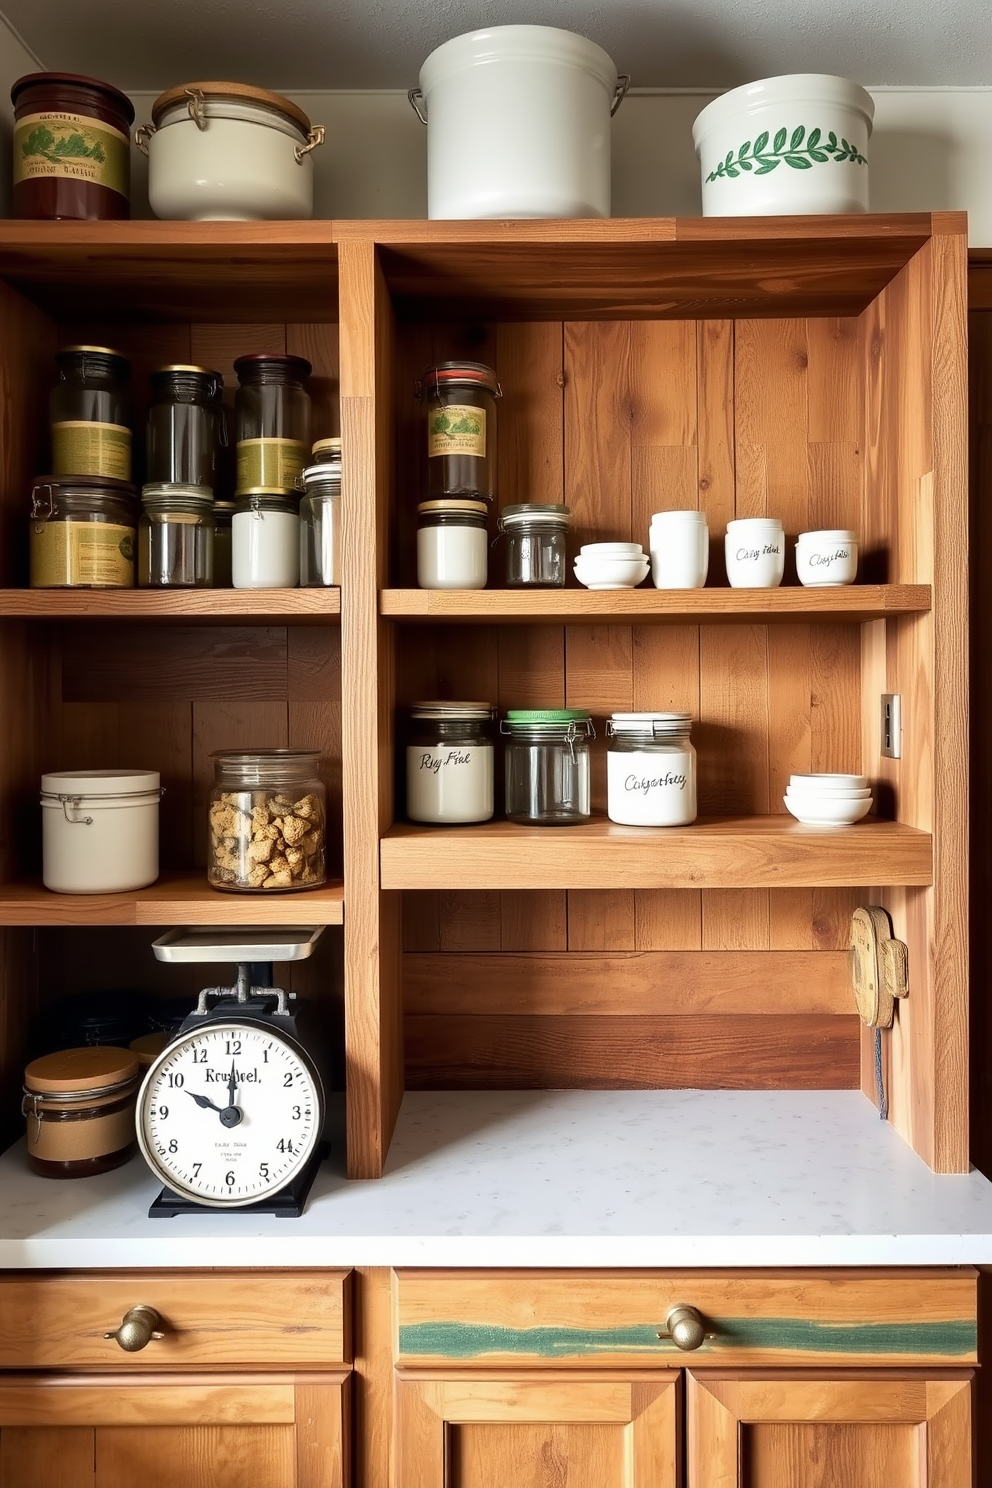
[50,345,132,482]
[417,361,500,501]
[146,365,225,489]
[234,353,312,498]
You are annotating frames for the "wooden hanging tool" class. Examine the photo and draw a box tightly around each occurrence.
[850,905,909,1122]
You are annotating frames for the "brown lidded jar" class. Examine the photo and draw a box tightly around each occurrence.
[22,1046,141,1178]
[11,72,135,220]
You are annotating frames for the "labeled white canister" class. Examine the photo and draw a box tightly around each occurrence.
[136,82,325,222]
[410,26,627,219]
[795,529,858,586]
[725,518,785,588]
[693,74,874,218]
[606,714,697,827]
[417,499,489,589]
[232,494,300,588]
[41,769,161,894]
[406,702,495,824]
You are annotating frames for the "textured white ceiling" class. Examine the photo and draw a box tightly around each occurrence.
[3,0,992,92]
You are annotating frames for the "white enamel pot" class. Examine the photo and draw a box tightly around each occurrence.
[693,74,874,217]
[410,26,628,220]
[138,84,324,222]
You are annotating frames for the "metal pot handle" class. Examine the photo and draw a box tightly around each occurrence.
[408,88,428,125]
[294,125,326,165]
[612,75,631,116]
[134,124,156,155]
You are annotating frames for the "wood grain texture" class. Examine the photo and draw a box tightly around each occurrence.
[0,591,339,623]
[379,586,929,622]
[970,312,992,1176]
[0,1426,94,1488]
[0,874,344,927]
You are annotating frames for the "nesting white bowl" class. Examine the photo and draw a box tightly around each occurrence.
[574,554,650,590]
[784,793,873,825]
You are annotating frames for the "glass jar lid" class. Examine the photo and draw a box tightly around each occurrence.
[417,498,490,517]
[410,701,494,721]
[233,353,312,383]
[502,708,595,738]
[312,436,341,459]
[56,345,130,375]
[24,1046,140,1096]
[141,482,214,509]
[499,503,571,528]
[236,491,298,513]
[607,711,693,737]
[302,462,342,495]
[213,748,320,765]
[31,475,138,520]
[417,361,501,397]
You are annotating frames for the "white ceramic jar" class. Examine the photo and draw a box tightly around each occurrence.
[606,714,697,827]
[796,529,859,586]
[232,495,300,588]
[417,499,488,589]
[411,26,627,219]
[406,703,495,824]
[41,769,161,894]
[137,82,324,222]
[649,511,709,589]
[725,518,785,588]
[693,75,874,217]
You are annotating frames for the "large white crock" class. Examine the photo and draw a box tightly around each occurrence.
[410,26,627,220]
[138,83,324,222]
[693,74,874,217]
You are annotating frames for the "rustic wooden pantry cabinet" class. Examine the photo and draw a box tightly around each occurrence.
[0,212,979,1485]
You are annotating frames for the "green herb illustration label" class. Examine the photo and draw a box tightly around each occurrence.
[14,112,130,198]
[428,404,487,459]
[706,126,868,183]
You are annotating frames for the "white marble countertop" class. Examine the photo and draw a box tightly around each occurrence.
[3,1089,992,1268]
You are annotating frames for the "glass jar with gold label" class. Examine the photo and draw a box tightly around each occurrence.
[234,353,312,498]
[417,361,500,501]
[30,475,138,588]
[50,345,132,481]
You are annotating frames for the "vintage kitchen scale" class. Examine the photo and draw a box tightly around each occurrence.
[137,927,330,1218]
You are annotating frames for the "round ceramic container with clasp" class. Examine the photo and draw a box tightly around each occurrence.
[606,713,697,826]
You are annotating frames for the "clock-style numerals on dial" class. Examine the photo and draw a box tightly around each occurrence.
[136,1022,322,1207]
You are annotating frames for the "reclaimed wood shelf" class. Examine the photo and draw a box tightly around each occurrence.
[380,817,932,892]
[0,872,344,927]
[0,589,340,624]
[380,585,930,625]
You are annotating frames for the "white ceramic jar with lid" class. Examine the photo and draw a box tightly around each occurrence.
[41,769,162,893]
[725,517,785,588]
[136,82,325,221]
[795,528,858,586]
[606,714,697,826]
[406,703,495,824]
[232,493,299,588]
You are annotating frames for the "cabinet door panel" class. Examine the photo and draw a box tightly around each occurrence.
[0,1427,95,1487]
[95,1425,294,1488]
[395,1371,679,1488]
[687,1370,972,1488]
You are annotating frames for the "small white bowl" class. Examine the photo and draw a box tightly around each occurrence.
[580,542,646,558]
[784,793,872,825]
[790,773,869,791]
[574,556,650,590]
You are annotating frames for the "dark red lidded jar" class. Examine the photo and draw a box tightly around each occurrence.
[11,72,135,220]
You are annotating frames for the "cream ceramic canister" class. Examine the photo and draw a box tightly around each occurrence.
[796,529,859,586]
[724,518,784,588]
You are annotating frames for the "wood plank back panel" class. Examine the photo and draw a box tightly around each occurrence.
[969,309,992,1175]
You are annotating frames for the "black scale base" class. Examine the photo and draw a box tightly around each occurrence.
[148,1144,329,1219]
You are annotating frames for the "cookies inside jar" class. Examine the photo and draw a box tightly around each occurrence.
[207,751,326,892]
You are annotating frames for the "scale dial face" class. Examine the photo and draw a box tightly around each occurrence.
[136,1020,323,1208]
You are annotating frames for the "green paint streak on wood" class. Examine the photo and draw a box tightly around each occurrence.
[399,1317,975,1360]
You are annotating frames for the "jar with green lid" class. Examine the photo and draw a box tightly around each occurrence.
[30,475,137,588]
[234,353,311,497]
[500,709,595,826]
[139,482,215,587]
[499,503,570,586]
[213,500,235,586]
[417,361,500,501]
[146,364,225,489]
[50,345,132,481]
[22,1046,140,1178]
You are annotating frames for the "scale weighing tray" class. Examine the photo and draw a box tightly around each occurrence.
[152,927,323,963]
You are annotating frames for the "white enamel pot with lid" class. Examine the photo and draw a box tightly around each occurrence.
[137,82,325,221]
[693,74,874,217]
[41,769,162,894]
[410,26,628,219]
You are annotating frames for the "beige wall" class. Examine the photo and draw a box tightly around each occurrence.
[0,12,40,215]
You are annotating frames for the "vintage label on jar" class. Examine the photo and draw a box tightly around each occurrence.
[52,421,132,481]
[31,520,135,588]
[607,748,696,827]
[428,404,487,459]
[406,744,494,824]
[14,111,130,197]
[237,438,308,494]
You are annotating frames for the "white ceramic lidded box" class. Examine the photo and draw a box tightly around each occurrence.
[137,82,325,222]
[41,769,161,893]
[649,510,709,589]
[411,26,627,219]
[693,75,874,217]
[725,517,785,588]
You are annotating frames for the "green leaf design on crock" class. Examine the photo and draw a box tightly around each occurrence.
[706,123,868,182]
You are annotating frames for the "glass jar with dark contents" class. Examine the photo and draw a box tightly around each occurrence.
[22,1047,140,1178]
[11,72,134,220]
[30,475,138,588]
[234,353,312,498]
[146,365,225,490]
[50,346,132,482]
[417,361,500,501]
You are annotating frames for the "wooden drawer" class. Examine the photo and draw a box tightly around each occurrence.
[394,1268,978,1370]
[0,1270,350,1370]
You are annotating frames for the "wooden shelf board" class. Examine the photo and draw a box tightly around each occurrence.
[0,588,340,624]
[380,817,932,891]
[0,872,344,927]
[380,585,930,625]
[0,221,339,321]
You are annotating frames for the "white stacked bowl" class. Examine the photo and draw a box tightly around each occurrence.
[574,542,649,590]
[784,772,872,825]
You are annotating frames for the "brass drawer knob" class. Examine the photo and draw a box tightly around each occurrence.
[104,1305,165,1352]
[663,1304,707,1352]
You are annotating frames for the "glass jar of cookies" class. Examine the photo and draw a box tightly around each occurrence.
[207,749,325,892]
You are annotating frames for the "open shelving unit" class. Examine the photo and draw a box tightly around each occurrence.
[0,212,969,1186]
